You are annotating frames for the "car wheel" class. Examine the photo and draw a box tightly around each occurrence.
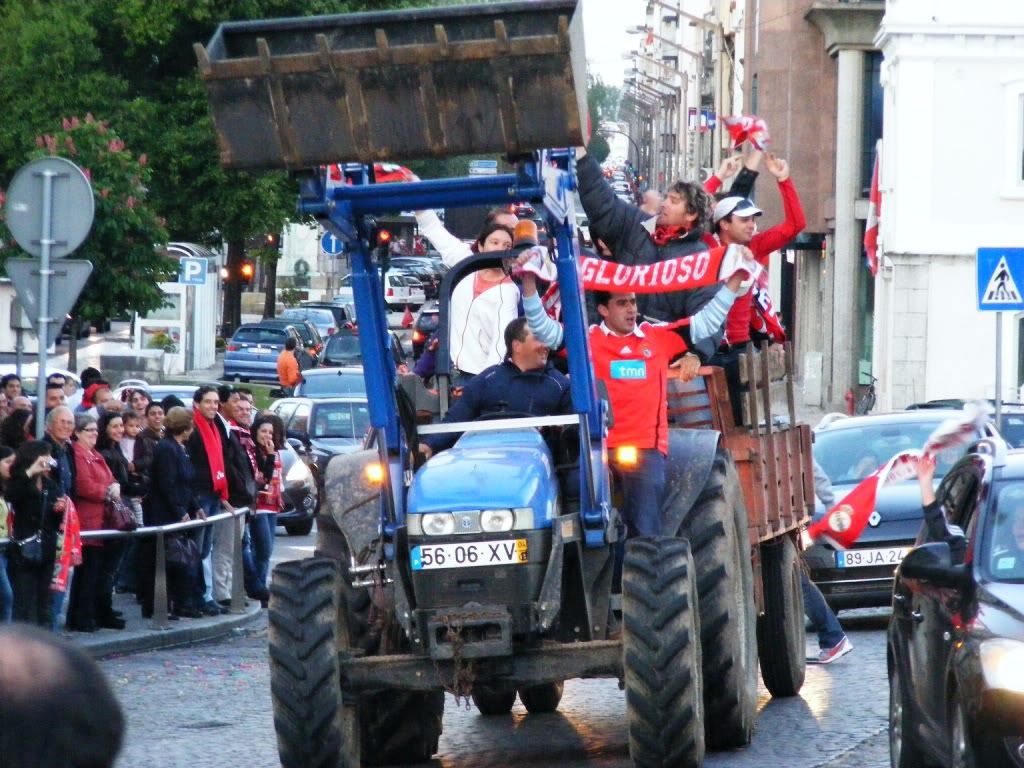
[889,658,931,768]
[950,690,975,768]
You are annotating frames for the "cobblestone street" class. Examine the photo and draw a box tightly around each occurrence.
[102,608,891,768]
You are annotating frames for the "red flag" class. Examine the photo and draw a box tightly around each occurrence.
[864,146,881,276]
[644,27,654,47]
[808,451,919,550]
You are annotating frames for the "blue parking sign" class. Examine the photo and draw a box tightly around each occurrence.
[179,256,208,285]
[977,248,1024,312]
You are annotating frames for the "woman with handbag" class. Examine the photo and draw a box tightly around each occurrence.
[67,414,124,632]
[0,446,15,622]
[246,414,285,606]
[6,440,65,627]
[139,407,203,619]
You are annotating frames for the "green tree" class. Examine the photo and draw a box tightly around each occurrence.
[586,79,619,163]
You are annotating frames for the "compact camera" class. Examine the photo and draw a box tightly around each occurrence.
[47,458,58,469]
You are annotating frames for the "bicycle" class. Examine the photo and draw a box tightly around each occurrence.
[855,374,878,415]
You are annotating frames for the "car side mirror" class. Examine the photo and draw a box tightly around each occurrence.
[898,541,970,588]
[287,436,306,452]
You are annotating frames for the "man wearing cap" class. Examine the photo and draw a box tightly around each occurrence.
[707,153,805,423]
[575,146,737,359]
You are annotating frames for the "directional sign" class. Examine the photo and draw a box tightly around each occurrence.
[179,256,208,285]
[321,231,344,256]
[6,258,94,327]
[4,157,94,259]
[977,248,1024,312]
[468,159,499,176]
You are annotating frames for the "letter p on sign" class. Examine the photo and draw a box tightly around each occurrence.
[179,257,208,285]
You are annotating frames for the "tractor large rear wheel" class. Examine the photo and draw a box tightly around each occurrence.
[622,537,704,768]
[756,535,806,697]
[676,449,758,750]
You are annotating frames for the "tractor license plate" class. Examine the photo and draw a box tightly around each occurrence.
[835,546,909,569]
[411,539,528,571]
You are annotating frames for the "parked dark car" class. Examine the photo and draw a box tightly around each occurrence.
[808,410,991,610]
[888,438,1024,768]
[224,322,304,383]
[276,439,319,536]
[319,329,407,369]
[259,318,322,365]
[300,301,353,329]
[278,306,339,340]
[294,367,367,398]
[270,396,370,500]
[395,264,440,299]
[412,303,439,360]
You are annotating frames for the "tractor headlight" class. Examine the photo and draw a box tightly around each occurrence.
[422,512,455,536]
[980,639,1024,694]
[480,509,514,533]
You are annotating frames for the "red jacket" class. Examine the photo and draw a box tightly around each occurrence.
[589,320,691,455]
[713,178,805,345]
[72,442,114,543]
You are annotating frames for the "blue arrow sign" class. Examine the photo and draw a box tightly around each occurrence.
[321,231,344,256]
[977,248,1024,312]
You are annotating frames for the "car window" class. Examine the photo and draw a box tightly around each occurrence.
[232,328,263,343]
[290,403,311,434]
[936,468,980,528]
[983,483,1024,582]
[272,401,298,424]
[297,374,367,398]
[311,402,371,439]
[326,334,361,360]
[999,413,1024,449]
[813,420,980,485]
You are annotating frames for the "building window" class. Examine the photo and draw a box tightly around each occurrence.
[860,52,883,197]
[1002,80,1024,197]
[1019,93,1024,184]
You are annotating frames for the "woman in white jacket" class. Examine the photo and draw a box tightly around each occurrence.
[415,209,521,381]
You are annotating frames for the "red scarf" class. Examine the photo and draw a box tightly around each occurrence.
[652,225,689,246]
[194,415,228,500]
[52,499,82,592]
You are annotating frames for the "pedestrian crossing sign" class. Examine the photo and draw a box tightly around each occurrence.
[977,248,1024,311]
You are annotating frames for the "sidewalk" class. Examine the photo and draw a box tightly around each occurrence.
[65,590,263,659]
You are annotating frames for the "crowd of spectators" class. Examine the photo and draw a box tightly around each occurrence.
[0,367,286,631]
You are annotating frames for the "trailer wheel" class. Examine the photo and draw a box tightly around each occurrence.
[471,683,517,715]
[622,537,704,768]
[756,536,806,697]
[269,557,443,768]
[518,681,564,714]
[676,449,757,750]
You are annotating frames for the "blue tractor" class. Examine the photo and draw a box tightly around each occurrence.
[195,2,809,765]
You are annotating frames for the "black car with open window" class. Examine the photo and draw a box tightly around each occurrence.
[888,437,1024,768]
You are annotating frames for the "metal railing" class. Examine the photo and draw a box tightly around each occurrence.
[2,507,251,631]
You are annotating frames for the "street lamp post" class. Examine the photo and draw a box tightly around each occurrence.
[599,127,647,186]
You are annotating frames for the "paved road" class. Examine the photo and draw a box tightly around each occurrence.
[101,528,893,768]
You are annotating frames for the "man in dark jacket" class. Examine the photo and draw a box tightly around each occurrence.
[576,146,728,359]
[419,317,573,458]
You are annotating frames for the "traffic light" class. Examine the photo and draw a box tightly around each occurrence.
[240,259,255,285]
[371,226,393,259]
[266,232,278,247]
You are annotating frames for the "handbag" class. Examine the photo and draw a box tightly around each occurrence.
[165,535,199,569]
[104,497,139,532]
[15,532,43,565]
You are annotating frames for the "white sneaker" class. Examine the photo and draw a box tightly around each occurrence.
[808,636,854,665]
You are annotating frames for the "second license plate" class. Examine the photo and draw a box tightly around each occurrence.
[411,539,528,571]
[836,546,909,569]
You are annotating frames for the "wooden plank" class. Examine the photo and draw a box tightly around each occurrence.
[759,346,781,534]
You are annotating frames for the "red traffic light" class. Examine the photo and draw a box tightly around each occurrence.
[240,260,255,282]
[376,229,392,247]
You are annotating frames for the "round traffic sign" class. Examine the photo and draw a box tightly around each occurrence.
[321,231,345,256]
[4,156,95,259]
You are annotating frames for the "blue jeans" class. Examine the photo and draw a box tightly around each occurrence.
[0,551,12,622]
[801,571,845,648]
[617,449,667,538]
[243,514,276,595]
[192,494,223,604]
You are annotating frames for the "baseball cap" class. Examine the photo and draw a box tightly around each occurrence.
[713,196,763,224]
